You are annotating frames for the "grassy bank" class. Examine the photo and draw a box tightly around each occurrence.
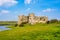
[0,23,60,40]
[0,21,17,26]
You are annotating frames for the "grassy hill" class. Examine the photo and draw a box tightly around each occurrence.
[0,23,60,40]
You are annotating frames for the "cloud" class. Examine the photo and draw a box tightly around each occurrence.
[33,0,38,4]
[24,0,32,4]
[0,10,10,14]
[25,8,30,12]
[42,8,55,12]
[26,8,30,11]
[24,0,38,5]
[0,0,18,7]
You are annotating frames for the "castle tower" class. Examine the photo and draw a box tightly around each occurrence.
[18,15,24,26]
[29,13,36,24]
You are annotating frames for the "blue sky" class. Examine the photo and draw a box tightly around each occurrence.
[0,0,60,21]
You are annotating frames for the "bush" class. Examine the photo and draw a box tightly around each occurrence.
[50,19,58,23]
[15,24,18,27]
[47,21,50,24]
[19,24,24,27]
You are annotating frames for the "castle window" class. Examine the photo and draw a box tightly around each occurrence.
[40,18,42,20]
[43,19,45,21]
[40,17,45,20]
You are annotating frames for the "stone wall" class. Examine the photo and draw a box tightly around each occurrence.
[18,13,48,25]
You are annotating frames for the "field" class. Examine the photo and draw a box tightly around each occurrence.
[0,21,17,26]
[0,23,60,40]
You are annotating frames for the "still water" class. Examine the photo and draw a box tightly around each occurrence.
[0,26,10,31]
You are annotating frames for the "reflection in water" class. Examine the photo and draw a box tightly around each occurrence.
[0,26,10,31]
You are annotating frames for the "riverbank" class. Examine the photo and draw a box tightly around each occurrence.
[0,23,60,40]
[0,21,17,26]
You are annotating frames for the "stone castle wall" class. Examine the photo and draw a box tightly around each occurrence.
[18,13,48,25]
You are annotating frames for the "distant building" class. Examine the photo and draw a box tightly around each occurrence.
[18,13,48,25]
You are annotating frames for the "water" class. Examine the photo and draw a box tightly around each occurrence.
[0,26,10,31]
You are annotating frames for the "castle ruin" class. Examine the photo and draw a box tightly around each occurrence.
[18,13,48,25]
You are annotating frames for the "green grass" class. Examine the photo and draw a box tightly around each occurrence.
[0,23,60,40]
[0,21,17,26]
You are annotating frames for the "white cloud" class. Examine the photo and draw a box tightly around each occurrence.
[33,0,38,4]
[0,0,18,6]
[24,0,32,4]
[0,10,10,14]
[42,8,55,12]
[24,0,38,5]
[26,8,30,11]
[25,8,30,12]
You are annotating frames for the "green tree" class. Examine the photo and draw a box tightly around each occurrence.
[50,19,58,23]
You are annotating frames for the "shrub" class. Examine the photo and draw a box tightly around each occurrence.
[46,21,50,24]
[15,24,18,27]
[50,19,58,23]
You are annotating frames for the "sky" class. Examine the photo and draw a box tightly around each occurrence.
[0,0,60,21]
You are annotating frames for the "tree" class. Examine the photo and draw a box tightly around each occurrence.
[50,19,58,23]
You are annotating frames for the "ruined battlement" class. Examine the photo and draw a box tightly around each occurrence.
[18,13,48,25]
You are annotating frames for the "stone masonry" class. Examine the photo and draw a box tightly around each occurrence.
[18,13,48,25]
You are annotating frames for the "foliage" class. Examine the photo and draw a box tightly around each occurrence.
[50,19,58,23]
